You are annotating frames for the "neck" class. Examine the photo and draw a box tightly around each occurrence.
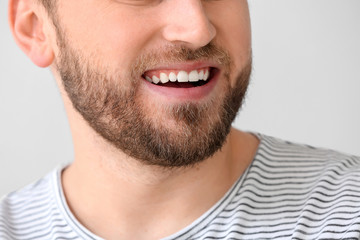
[62,107,259,239]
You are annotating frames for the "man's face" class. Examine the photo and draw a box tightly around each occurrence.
[51,0,252,167]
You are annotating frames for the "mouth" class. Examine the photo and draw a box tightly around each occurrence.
[142,67,219,89]
[140,62,221,101]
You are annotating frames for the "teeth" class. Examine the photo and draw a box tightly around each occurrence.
[160,73,169,83]
[145,76,152,83]
[199,70,204,80]
[189,70,199,82]
[177,71,188,82]
[145,69,211,84]
[203,69,209,81]
[152,76,160,84]
[169,72,177,82]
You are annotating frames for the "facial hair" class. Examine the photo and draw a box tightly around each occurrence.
[54,27,252,168]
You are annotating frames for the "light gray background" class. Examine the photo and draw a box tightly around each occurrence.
[1,0,359,196]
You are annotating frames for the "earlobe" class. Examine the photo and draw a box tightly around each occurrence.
[8,0,54,68]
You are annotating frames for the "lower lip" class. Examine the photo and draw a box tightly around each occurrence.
[141,70,220,101]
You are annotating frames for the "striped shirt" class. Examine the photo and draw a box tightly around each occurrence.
[1,134,360,240]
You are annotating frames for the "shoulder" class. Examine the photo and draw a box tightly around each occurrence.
[230,134,360,238]
[252,134,360,188]
[0,169,78,239]
[0,172,53,238]
[256,133,360,167]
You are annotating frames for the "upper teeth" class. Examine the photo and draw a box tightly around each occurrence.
[145,69,210,84]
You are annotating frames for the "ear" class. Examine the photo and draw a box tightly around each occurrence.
[8,0,54,68]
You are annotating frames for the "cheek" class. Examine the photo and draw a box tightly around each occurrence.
[97,18,153,64]
[228,19,251,69]
[57,2,159,71]
[208,2,251,72]
[228,19,251,76]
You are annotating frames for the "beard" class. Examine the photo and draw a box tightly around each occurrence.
[54,27,252,168]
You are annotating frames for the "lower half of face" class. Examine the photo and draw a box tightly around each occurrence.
[56,39,252,167]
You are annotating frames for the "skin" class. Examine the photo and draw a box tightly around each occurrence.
[9,0,259,239]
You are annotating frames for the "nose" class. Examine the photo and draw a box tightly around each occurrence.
[162,0,216,49]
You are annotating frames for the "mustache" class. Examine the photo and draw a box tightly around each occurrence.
[131,42,232,77]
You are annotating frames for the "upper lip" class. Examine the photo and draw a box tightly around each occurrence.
[142,61,220,73]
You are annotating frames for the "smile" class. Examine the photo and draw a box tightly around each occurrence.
[142,66,219,88]
[144,67,210,84]
[141,64,220,100]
